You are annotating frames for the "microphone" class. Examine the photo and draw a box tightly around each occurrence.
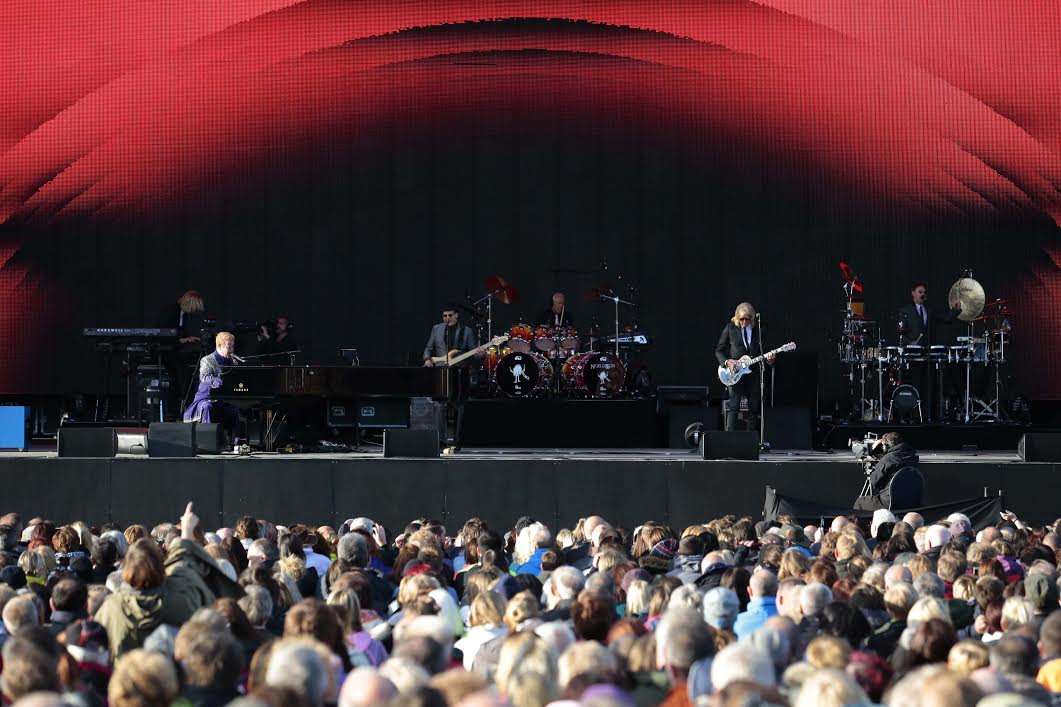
[231,354,246,364]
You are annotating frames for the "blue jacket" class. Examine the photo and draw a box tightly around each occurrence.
[512,548,546,577]
[733,596,778,639]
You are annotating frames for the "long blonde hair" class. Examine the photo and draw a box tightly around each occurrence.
[731,302,756,326]
[178,290,204,313]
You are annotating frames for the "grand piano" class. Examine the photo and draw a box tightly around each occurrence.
[212,365,458,448]
[213,365,456,403]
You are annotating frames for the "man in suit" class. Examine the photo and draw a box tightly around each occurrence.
[896,282,958,346]
[423,304,476,366]
[896,282,961,420]
[715,302,774,433]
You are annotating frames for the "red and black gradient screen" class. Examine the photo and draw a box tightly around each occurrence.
[1,1,1060,398]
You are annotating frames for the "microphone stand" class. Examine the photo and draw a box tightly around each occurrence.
[757,313,768,451]
[598,292,637,357]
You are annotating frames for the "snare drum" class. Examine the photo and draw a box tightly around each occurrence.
[508,323,534,353]
[493,351,553,397]
[533,325,554,353]
[553,326,579,358]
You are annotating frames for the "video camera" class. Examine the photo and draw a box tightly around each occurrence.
[849,432,886,473]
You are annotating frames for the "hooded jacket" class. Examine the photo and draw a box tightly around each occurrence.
[96,540,242,658]
[667,555,704,585]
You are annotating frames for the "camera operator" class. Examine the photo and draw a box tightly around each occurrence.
[256,315,298,364]
[854,432,921,511]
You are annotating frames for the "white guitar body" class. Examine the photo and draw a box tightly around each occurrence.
[718,341,797,386]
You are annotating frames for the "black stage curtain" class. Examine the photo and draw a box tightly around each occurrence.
[763,485,1004,532]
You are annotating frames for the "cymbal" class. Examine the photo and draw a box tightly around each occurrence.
[484,275,519,305]
[948,277,986,322]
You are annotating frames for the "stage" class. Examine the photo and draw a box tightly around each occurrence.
[0,448,1052,533]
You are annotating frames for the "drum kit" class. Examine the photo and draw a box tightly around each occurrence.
[469,274,642,399]
[839,271,1012,424]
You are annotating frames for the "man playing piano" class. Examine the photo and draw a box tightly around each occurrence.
[183,331,239,437]
[423,305,476,366]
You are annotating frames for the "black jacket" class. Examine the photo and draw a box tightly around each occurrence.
[537,309,574,328]
[868,442,920,495]
[715,321,761,366]
[896,302,958,346]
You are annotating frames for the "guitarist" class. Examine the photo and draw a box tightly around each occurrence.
[715,302,775,432]
[423,304,477,367]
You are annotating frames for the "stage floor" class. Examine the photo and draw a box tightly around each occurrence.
[0,448,1024,464]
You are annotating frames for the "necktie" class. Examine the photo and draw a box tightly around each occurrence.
[918,304,926,325]
[744,327,750,349]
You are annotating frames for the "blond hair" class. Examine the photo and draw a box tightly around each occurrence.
[109,649,179,707]
[397,574,440,609]
[731,302,756,326]
[215,331,235,347]
[947,639,989,676]
[178,290,204,313]
[805,636,850,669]
[469,590,506,628]
[495,633,556,695]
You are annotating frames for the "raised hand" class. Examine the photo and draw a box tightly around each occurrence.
[180,501,200,540]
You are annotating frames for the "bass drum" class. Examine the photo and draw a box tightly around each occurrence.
[571,352,626,398]
[493,351,553,397]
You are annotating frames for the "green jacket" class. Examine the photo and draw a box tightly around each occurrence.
[96,540,243,658]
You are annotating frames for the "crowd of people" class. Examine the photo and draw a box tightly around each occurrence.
[0,503,1058,707]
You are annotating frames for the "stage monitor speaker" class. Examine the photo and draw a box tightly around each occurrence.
[148,422,196,458]
[357,398,410,429]
[193,423,224,454]
[701,431,760,460]
[57,426,117,458]
[383,429,439,458]
[1017,433,1061,462]
[764,406,813,450]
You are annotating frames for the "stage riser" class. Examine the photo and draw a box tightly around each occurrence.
[0,458,1052,531]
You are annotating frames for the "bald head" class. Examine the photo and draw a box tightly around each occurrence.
[339,667,397,707]
[777,579,805,622]
[977,527,1001,544]
[830,516,849,533]
[749,570,778,599]
[902,512,924,529]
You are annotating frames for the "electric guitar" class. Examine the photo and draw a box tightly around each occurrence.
[717,341,797,386]
[430,335,509,367]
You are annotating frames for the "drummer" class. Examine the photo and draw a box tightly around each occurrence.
[895,282,961,421]
[537,292,574,328]
[897,282,961,346]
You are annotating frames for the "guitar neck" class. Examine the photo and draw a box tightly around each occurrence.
[447,346,481,367]
[746,344,790,366]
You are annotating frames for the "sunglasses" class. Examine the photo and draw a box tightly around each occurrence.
[739,317,752,322]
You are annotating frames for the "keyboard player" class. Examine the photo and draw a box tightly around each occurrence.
[183,331,239,439]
